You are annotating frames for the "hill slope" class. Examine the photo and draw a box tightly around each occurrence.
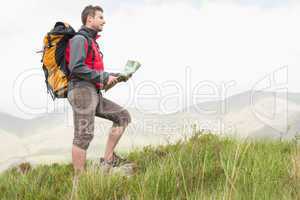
[0,132,299,200]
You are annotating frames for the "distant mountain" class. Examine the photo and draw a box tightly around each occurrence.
[0,112,66,137]
[181,90,300,139]
[2,90,300,139]
[251,112,300,140]
[183,91,300,115]
[0,112,28,134]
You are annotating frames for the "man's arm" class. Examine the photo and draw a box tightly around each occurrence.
[68,35,110,85]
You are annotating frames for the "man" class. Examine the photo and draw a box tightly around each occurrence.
[66,5,131,174]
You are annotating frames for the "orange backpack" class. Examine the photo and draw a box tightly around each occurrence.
[41,22,75,100]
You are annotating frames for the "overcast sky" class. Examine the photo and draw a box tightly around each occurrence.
[1,0,300,119]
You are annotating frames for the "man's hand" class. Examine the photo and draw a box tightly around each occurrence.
[106,75,118,85]
[123,74,132,82]
[118,74,133,82]
[103,75,119,91]
[104,74,133,91]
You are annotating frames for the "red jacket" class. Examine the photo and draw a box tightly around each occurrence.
[65,26,109,89]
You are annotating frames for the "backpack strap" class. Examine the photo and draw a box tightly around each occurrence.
[75,32,95,69]
[91,48,95,69]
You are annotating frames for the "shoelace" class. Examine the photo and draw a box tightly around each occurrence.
[100,152,126,167]
[111,152,127,167]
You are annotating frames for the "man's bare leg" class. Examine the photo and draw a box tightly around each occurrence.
[103,126,126,161]
[71,145,86,200]
[72,145,86,174]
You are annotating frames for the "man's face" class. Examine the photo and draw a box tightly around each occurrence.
[88,11,105,32]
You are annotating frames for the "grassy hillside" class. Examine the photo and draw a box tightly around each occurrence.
[0,132,300,200]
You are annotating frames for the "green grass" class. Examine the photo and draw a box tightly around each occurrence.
[0,132,300,200]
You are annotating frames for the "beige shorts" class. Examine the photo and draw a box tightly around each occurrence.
[67,82,131,150]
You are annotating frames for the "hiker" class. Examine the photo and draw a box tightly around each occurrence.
[66,5,131,173]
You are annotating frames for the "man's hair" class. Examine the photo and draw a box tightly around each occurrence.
[81,5,103,25]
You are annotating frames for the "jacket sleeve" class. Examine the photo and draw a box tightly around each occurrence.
[68,35,109,85]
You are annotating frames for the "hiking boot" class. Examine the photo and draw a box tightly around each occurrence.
[99,158,114,174]
[111,152,127,166]
[99,152,127,173]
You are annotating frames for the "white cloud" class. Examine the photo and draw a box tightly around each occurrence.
[104,1,300,110]
[1,1,300,118]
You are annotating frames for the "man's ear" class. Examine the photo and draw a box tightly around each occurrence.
[86,15,93,24]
